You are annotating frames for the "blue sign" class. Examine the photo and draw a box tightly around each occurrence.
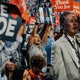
[0,2,22,41]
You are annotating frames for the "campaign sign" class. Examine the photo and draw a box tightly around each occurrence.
[52,0,73,12]
[0,2,22,41]
[73,1,80,15]
[36,7,55,24]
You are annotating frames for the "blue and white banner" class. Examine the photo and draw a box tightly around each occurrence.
[36,7,55,24]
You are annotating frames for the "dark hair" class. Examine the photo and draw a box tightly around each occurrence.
[60,12,73,26]
[22,19,26,23]
[30,55,46,69]
[60,12,79,34]
[12,69,25,80]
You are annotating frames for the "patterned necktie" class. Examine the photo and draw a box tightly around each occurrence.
[73,40,80,67]
[72,40,77,50]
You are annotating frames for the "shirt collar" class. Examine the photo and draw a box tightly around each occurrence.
[67,35,75,42]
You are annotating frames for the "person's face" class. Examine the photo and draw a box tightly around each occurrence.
[34,34,41,45]
[5,62,16,80]
[23,70,31,80]
[64,13,79,37]
[32,66,42,75]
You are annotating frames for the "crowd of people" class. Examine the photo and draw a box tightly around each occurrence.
[0,11,80,80]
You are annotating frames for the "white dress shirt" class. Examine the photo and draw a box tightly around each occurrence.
[68,35,80,68]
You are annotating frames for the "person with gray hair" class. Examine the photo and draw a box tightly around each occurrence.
[51,12,80,80]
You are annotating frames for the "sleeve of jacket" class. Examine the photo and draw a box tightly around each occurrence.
[51,43,68,80]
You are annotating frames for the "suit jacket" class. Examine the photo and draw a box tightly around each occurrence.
[51,34,80,80]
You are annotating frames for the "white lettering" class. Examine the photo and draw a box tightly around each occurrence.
[73,6,79,10]
[56,0,69,5]
[0,17,17,37]
[64,5,70,9]
[5,19,17,37]
[39,7,44,23]
[0,17,7,34]
[1,5,8,17]
[55,5,63,9]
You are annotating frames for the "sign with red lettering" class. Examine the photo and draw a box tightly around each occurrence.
[52,0,73,12]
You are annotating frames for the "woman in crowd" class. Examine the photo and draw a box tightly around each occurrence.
[29,55,46,80]
[12,68,31,80]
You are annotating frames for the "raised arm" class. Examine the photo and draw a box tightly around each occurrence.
[17,23,26,36]
[42,24,52,45]
[28,23,39,46]
[31,23,39,37]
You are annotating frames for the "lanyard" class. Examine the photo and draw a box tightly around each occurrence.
[64,34,80,64]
